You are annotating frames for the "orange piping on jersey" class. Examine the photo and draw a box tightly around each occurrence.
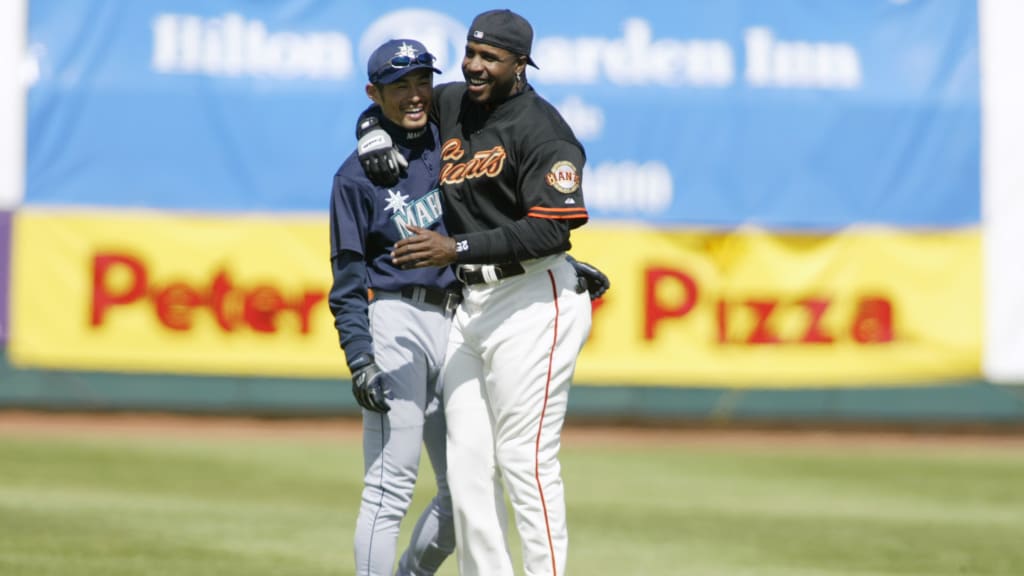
[527,206,589,220]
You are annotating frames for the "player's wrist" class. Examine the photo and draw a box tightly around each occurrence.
[355,106,382,138]
[451,235,470,263]
[348,352,374,371]
[443,237,460,264]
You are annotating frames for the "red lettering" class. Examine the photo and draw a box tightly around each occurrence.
[852,297,894,343]
[745,300,781,344]
[153,282,202,331]
[716,294,893,346]
[244,286,285,333]
[798,298,834,344]
[89,253,324,335]
[644,267,697,340]
[209,271,239,331]
[92,253,147,326]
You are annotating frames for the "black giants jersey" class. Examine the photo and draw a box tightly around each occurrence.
[431,82,588,263]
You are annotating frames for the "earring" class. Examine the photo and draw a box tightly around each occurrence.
[515,71,522,84]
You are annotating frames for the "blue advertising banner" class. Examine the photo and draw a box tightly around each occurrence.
[26,0,979,228]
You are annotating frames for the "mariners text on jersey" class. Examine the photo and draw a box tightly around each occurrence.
[389,187,444,239]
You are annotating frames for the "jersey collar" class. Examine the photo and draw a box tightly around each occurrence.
[379,115,432,147]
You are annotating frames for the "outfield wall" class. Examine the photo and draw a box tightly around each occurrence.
[2,1,1024,423]
[4,347,1024,425]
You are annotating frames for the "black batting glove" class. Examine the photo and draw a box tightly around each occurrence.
[348,353,392,413]
[567,255,610,300]
[356,116,407,187]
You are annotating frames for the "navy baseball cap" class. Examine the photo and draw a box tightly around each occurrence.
[467,9,539,68]
[367,39,441,85]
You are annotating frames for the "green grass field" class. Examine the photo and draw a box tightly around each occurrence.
[2,418,1024,575]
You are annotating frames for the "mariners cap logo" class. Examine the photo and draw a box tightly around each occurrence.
[546,161,580,194]
[394,42,419,59]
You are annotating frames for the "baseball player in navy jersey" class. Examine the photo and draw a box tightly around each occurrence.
[328,39,460,576]
[356,10,609,576]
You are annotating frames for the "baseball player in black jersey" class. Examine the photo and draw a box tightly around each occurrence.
[328,39,459,576]
[356,10,608,576]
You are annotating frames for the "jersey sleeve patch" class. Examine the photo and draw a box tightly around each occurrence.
[545,161,581,194]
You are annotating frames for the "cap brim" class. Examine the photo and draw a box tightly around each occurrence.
[527,56,539,69]
[373,65,442,85]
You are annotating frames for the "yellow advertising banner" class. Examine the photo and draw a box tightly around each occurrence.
[10,211,981,386]
[11,211,342,378]
[568,224,981,386]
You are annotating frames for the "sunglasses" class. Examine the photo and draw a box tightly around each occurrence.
[390,53,436,68]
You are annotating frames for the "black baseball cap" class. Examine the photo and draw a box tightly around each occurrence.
[367,39,442,85]
[467,9,539,68]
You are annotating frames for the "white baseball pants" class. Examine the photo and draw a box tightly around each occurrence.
[442,253,592,576]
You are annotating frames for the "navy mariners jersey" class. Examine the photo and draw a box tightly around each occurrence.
[330,123,457,293]
[431,82,588,243]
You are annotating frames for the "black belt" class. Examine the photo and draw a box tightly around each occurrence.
[399,285,461,310]
[456,262,526,286]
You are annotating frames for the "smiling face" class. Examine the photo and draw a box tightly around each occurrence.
[462,40,525,105]
[366,68,434,130]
